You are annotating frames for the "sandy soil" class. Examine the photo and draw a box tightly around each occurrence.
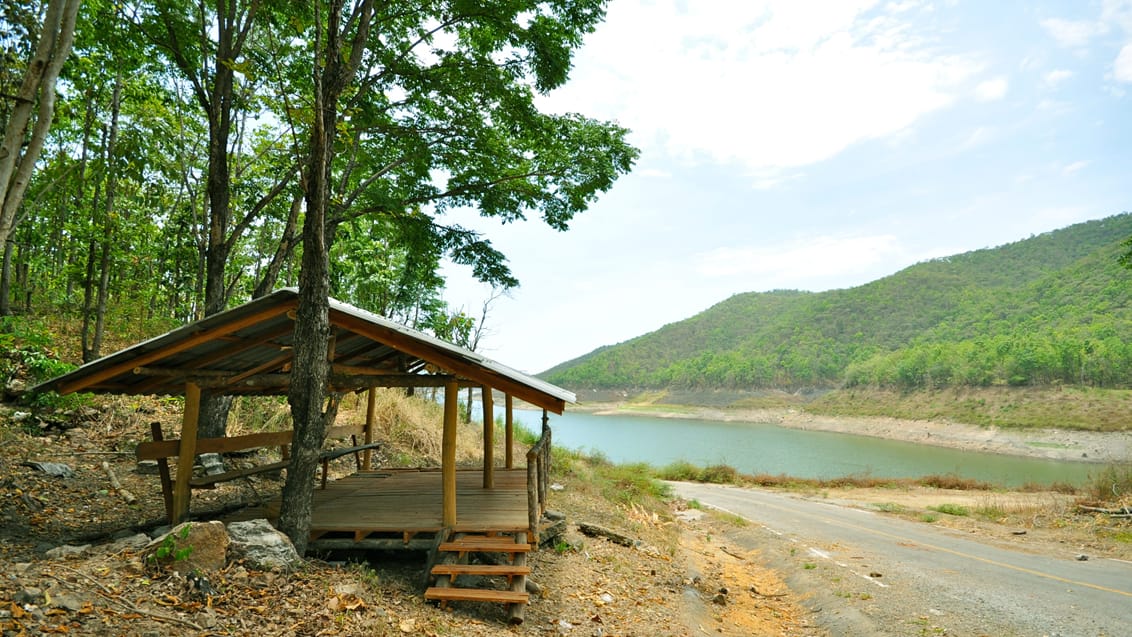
[586,404,1132,464]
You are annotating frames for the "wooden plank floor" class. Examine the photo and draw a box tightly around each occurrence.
[254,468,531,540]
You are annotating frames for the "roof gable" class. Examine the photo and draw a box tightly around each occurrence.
[32,288,573,413]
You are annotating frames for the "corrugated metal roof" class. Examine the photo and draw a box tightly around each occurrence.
[32,288,574,413]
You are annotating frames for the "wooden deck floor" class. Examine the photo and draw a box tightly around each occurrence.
[251,468,530,546]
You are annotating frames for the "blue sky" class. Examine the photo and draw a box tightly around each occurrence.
[440,0,1132,374]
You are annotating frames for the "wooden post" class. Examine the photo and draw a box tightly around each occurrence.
[442,379,458,528]
[504,394,514,470]
[363,387,376,471]
[539,409,550,515]
[482,385,494,489]
[150,422,175,524]
[172,382,201,523]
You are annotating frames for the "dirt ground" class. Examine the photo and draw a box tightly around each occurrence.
[0,399,822,636]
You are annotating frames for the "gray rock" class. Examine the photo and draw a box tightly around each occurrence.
[227,519,302,572]
[106,533,151,553]
[46,588,87,612]
[45,544,91,559]
[14,587,43,604]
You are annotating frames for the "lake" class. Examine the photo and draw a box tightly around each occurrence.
[504,408,1099,488]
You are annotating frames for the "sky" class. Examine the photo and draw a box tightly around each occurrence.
[439,0,1132,374]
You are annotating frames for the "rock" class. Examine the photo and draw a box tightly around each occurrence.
[46,544,91,559]
[711,592,727,605]
[6,378,27,397]
[14,588,44,604]
[544,509,567,521]
[227,519,302,572]
[107,533,151,553]
[147,521,229,574]
[1076,554,1089,561]
[135,460,160,475]
[550,483,565,491]
[45,588,87,612]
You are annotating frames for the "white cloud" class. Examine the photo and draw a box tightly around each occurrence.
[1044,69,1074,87]
[959,126,994,150]
[695,235,901,282]
[974,77,1008,101]
[1062,160,1090,175]
[541,0,978,179]
[1041,17,1104,48]
[1115,43,1132,82]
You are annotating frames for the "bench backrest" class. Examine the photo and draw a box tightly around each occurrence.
[136,423,367,461]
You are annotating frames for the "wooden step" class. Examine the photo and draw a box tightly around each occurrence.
[438,538,531,554]
[424,587,529,605]
[431,564,532,577]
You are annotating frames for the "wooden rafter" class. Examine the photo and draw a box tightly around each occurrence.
[330,311,566,413]
[55,300,298,395]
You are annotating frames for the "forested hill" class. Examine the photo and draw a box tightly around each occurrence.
[542,214,1132,392]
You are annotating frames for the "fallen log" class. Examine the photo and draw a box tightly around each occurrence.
[577,522,640,548]
[1077,504,1132,518]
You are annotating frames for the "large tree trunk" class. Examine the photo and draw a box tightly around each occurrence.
[278,0,374,553]
[0,0,81,250]
[278,119,334,554]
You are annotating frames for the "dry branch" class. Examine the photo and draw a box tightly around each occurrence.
[577,522,639,548]
[101,461,136,504]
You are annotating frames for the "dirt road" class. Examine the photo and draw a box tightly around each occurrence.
[669,482,1132,636]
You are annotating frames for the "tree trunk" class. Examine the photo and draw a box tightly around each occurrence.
[89,73,123,360]
[278,0,374,553]
[0,0,81,249]
[0,241,12,316]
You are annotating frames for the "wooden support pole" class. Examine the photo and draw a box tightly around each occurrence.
[505,394,514,470]
[482,386,494,489]
[363,387,376,470]
[172,382,201,523]
[442,379,458,528]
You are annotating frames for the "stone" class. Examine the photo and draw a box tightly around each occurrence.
[14,588,43,605]
[45,544,91,560]
[135,460,160,475]
[227,519,302,572]
[147,521,229,575]
[106,533,151,553]
[46,588,87,612]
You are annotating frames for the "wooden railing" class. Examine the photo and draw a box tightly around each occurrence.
[525,414,552,545]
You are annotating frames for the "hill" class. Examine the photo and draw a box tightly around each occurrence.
[542,213,1132,392]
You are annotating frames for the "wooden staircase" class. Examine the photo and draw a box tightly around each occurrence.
[425,533,532,623]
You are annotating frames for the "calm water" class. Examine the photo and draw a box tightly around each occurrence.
[505,408,1099,488]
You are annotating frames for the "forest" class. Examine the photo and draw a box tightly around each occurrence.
[1,0,635,361]
[543,214,1132,392]
[2,0,634,547]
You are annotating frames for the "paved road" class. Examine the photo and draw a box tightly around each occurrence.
[669,482,1132,636]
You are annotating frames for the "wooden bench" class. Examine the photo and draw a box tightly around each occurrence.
[137,422,381,523]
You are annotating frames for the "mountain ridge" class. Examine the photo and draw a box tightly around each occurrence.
[542,213,1132,392]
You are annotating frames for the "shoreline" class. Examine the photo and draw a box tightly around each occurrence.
[574,403,1132,465]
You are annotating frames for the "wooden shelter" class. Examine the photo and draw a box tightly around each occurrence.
[32,288,573,545]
